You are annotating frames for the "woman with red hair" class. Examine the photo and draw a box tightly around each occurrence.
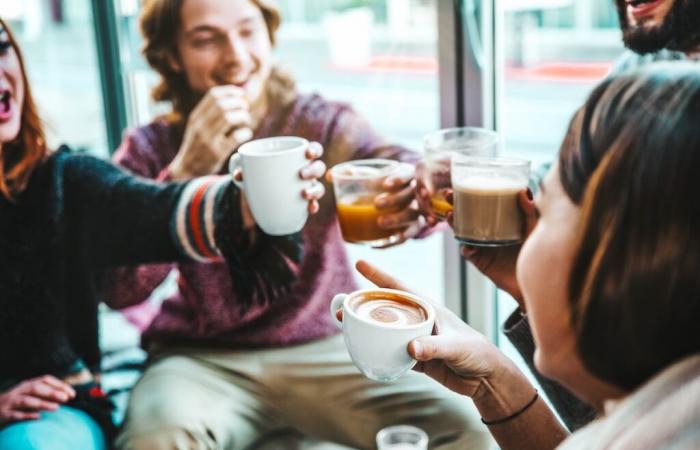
[0,17,322,450]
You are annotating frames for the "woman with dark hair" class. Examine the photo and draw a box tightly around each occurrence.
[0,17,323,450]
[105,0,490,449]
[358,63,700,450]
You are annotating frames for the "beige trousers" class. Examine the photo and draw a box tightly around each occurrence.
[116,334,492,450]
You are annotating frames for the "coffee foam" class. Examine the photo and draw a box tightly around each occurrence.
[453,174,525,192]
[354,298,427,326]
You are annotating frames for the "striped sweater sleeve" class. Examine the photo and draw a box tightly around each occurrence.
[171,176,231,263]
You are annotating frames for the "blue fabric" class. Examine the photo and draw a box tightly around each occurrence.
[0,406,106,450]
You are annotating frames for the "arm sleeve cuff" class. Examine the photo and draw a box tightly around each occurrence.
[171,176,230,262]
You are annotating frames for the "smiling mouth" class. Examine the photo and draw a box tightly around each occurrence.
[626,0,663,9]
[0,91,11,114]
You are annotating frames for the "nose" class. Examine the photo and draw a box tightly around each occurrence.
[221,32,252,70]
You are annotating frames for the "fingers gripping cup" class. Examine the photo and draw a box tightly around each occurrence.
[228,137,311,236]
[330,289,435,382]
[451,155,530,246]
[421,127,498,220]
[330,159,407,247]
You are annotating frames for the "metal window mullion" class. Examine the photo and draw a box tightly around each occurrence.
[438,0,468,321]
[91,0,128,154]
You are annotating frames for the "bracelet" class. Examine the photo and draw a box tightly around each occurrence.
[480,390,539,426]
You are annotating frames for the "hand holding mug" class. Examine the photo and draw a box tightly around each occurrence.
[354,260,516,398]
[330,159,419,248]
[169,85,254,179]
[229,137,324,236]
[233,141,326,216]
[375,162,426,247]
[445,188,538,309]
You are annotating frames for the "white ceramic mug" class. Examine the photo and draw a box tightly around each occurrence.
[330,288,435,382]
[229,136,310,235]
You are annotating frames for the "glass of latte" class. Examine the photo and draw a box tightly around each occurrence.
[419,127,498,220]
[330,159,408,247]
[451,155,530,246]
[330,288,435,382]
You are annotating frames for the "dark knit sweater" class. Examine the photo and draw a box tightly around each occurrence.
[0,147,233,388]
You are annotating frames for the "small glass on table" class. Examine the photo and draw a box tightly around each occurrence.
[376,425,428,450]
[330,159,407,248]
[420,127,498,220]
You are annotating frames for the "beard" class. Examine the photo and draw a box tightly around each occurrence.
[615,0,700,54]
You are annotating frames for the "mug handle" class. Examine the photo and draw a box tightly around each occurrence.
[228,153,244,190]
[330,294,347,329]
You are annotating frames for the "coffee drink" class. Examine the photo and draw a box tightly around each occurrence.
[430,194,452,217]
[453,176,524,245]
[350,292,428,327]
[330,288,435,382]
[331,160,406,247]
[336,195,406,243]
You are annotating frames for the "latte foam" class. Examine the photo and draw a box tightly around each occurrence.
[352,297,427,326]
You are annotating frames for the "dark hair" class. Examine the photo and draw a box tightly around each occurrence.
[558,64,700,390]
[0,18,47,200]
[139,0,289,122]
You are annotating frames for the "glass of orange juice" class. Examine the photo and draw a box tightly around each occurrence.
[331,159,407,247]
[419,127,498,220]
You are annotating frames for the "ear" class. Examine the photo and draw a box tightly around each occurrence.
[166,49,182,73]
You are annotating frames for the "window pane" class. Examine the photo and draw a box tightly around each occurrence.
[3,0,108,156]
[495,0,624,357]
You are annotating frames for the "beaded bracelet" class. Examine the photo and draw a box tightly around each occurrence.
[480,390,539,426]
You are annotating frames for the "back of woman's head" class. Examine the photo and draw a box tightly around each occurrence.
[0,18,46,201]
[559,63,700,390]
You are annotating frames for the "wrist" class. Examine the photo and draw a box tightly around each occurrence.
[168,157,189,180]
[472,354,536,421]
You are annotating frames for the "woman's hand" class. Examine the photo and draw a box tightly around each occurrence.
[355,260,510,398]
[374,163,425,247]
[169,86,253,180]
[353,260,566,450]
[0,376,76,424]
[446,188,538,310]
[233,142,326,229]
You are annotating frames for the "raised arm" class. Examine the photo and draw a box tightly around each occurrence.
[61,152,235,269]
[323,106,427,243]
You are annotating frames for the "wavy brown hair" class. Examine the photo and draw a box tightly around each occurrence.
[559,64,700,390]
[0,18,47,201]
[139,0,294,130]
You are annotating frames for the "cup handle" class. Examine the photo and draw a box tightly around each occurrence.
[330,294,347,329]
[228,153,244,190]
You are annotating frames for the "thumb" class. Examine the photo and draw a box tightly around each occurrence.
[409,334,465,363]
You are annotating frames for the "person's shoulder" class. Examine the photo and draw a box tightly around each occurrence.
[54,145,117,176]
[610,49,688,75]
[122,117,175,150]
[291,92,355,122]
